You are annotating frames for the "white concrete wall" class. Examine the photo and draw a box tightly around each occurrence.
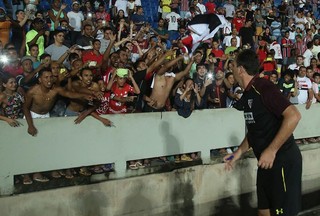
[0,148,319,216]
[0,104,319,196]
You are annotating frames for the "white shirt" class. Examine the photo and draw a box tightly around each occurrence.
[290,76,312,104]
[312,45,320,57]
[115,0,128,17]
[67,11,84,32]
[303,49,313,67]
[165,12,181,31]
[223,35,240,47]
[269,42,283,60]
[224,3,235,18]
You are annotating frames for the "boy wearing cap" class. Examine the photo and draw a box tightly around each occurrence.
[106,68,140,114]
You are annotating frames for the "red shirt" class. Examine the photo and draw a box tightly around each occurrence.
[82,51,103,75]
[232,17,245,32]
[211,48,224,68]
[102,67,115,86]
[82,50,103,65]
[205,2,216,14]
[96,91,110,115]
[3,65,23,77]
[281,37,293,58]
[257,49,267,64]
[109,83,134,114]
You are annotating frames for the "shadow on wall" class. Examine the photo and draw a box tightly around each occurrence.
[118,179,152,216]
[73,184,108,216]
[160,121,181,156]
[170,172,195,216]
[210,160,256,216]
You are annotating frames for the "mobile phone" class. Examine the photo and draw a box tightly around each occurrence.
[60,68,66,74]
[89,61,97,67]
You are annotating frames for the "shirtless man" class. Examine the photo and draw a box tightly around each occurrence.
[143,52,196,111]
[65,68,112,126]
[23,68,93,136]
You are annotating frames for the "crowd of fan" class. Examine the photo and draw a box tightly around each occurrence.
[0,0,319,183]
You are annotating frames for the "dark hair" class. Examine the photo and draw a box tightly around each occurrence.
[225,72,233,79]
[53,29,65,36]
[92,39,100,44]
[40,53,51,61]
[79,67,92,76]
[38,68,52,78]
[307,41,313,49]
[83,23,92,29]
[196,63,207,70]
[68,53,79,62]
[15,9,24,15]
[1,73,15,84]
[313,72,320,79]
[283,70,294,79]
[104,27,113,33]
[29,44,39,50]
[236,49,260,76]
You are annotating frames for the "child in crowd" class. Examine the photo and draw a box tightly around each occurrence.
[106,68,140,114]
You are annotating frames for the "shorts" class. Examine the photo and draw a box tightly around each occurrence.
[30,111,50,119]
[257,144,302,216]
[256,26,263,36]
[143,103,165,112]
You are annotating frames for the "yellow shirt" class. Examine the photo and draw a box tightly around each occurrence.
[162,0,172,13]
[26,29,44,57]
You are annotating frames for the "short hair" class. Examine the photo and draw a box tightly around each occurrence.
[53,29,65,36]
[68,53,79,62]
[83,23,92,29]
[40,53,51,61]
[92,39,100,44]
[196,63,207,70]
[104,27,113,33]
[307,41,313,49]
[29,44,39,51]
[236,49,260,76]
[79,67,92,76]
[15,9,24,15]
[299,66,306,71]
[313,72,320,79]
[38,68,52,78]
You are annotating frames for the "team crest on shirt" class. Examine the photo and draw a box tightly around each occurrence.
[248,99,253,109]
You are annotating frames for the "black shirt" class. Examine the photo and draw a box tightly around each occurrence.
[234,76,294,158]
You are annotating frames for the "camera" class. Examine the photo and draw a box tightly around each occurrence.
[206,72,213,80]
[0,55,9,63]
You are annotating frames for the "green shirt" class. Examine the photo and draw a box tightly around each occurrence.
[26,29,44,57]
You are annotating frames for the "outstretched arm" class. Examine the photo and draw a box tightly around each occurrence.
[157,55,184,76]
[175,57,195,81]
[23,90,37,136]
[224,135,250,170]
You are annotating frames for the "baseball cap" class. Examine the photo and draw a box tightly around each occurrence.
[72,1,80,6]
[116,68,128,78]
[21,56,34,63]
